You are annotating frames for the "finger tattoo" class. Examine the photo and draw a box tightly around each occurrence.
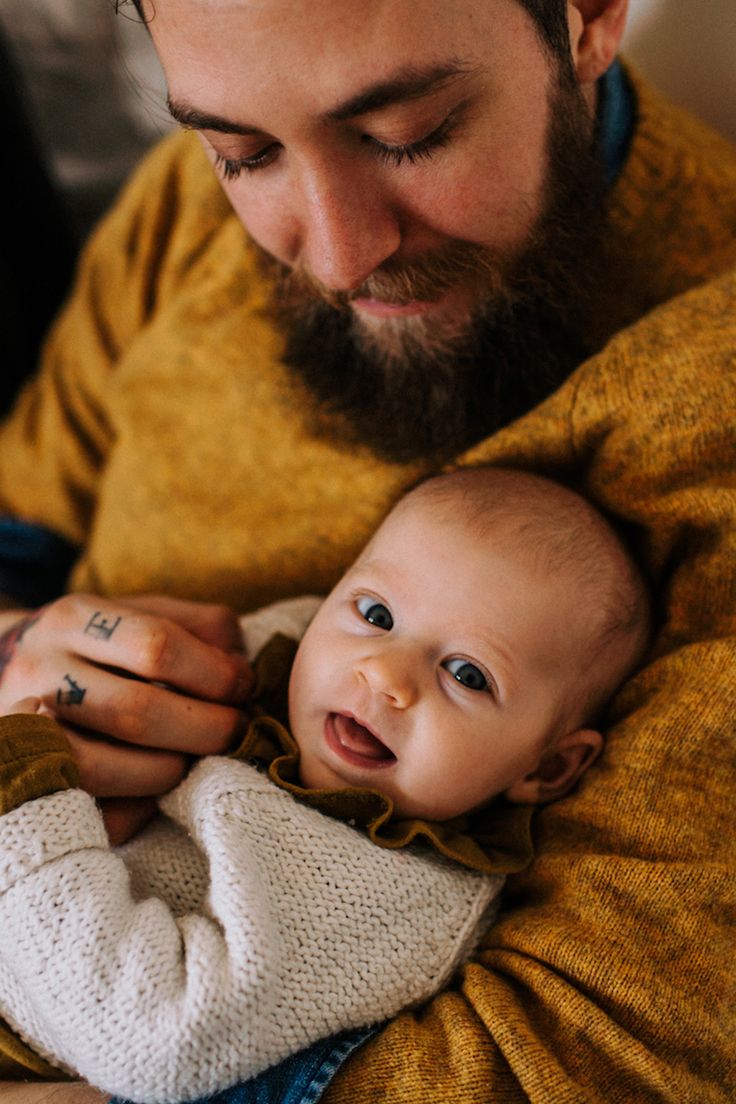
[57,674,87,707]
[84,611,122,641]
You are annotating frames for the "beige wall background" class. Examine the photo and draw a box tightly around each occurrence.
[623,0,736,144]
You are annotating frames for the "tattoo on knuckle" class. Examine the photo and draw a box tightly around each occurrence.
[57,674,87,707]
[84,611,122,641]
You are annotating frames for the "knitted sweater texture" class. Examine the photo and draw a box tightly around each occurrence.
[0,70,734,1101]
[0,762,496,1103]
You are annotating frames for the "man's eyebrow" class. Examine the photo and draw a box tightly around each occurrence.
[324,61,477,122]
[166,60,477,136]
[166,98,262,136]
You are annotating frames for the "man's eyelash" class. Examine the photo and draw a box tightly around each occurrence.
[212,115,456,181]
[213,147,278,180]
[365,118,454,168]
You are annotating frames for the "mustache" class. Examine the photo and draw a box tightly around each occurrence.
[272,240,510,311]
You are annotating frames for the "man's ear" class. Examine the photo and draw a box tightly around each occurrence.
[505,728,604,805]
[566,0,629,85]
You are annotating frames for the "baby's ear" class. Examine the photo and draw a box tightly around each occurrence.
[505,729,603,805]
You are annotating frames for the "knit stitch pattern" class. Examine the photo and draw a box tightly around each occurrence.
[0,760,499,1103]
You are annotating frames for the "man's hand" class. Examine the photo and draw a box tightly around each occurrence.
[0,594,253,803]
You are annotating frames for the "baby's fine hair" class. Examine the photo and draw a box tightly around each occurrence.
[401,466,652,723]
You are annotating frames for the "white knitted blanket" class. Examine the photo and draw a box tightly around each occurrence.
[0,599,502,1103]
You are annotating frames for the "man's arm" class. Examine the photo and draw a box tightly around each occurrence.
[0,128,256,808]
[324,270,736,1103]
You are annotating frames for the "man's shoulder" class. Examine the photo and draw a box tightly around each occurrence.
[597,67,736,342]
[620,68,736,244]
[626,67,736,180]
[617,69,736,276]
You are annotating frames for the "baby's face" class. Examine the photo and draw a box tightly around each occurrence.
[289,498,588,820]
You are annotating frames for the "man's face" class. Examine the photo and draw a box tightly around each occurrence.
[149,0,604,460]
[288,497,586,821]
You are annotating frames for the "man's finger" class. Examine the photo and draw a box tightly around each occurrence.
[99,796,159,845]
[62,727,189,797]
[42,598,253,703]
[119,595,244,651]
[47,666,247,756]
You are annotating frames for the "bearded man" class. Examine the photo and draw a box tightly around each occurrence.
[0,0,733,1101]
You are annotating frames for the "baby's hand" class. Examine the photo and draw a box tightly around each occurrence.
[3,697,44,717]
[1,697,156,844]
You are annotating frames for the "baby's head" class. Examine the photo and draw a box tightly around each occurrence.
[289,468,650,821]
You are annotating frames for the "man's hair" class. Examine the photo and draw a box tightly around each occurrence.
[119,0,573,65]
[517,1,573,62]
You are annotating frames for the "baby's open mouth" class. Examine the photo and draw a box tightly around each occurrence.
[326,712,396,767]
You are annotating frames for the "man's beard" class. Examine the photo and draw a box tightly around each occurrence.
[262,73,607,465]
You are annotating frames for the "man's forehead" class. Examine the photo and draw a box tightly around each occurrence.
[150,0,534,95]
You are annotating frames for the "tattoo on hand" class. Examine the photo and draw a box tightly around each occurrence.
[57,674,87,707]
[0,610,44,683]
[84,611,122,641]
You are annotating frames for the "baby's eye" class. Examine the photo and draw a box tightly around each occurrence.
[355,596,394,630]
[442,658,488,692]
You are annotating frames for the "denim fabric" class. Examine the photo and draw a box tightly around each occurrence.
[110,1026,377,1104]
[0,518,78,606]
[599,59,636,188]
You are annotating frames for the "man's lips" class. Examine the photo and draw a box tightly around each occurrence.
[324,712,396,769]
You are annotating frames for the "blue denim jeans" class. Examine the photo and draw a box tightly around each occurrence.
[110,1026,376,1104]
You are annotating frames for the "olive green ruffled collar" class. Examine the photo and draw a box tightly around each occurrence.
[230,634,534,877]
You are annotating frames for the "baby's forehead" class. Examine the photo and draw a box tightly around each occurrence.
[380,485,550,561]
[372,485,622,634]
[392,477,609,569]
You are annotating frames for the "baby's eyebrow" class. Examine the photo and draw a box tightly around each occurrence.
[467,634,518,693]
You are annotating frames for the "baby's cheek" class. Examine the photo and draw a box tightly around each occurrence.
[286,649,311,733]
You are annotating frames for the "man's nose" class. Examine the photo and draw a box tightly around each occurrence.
[356,650,418,709]
[296,161,401,292]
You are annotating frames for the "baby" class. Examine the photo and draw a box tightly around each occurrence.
[290,466,649,819]
[0,467,649,1103]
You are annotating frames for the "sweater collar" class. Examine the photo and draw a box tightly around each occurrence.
[599,59,636,188]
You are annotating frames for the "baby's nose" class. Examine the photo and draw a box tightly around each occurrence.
[357,651,418,708]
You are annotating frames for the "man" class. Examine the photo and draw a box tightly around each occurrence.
[0,0,734,1099]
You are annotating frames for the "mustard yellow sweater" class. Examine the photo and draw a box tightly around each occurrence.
[0,72,734,1100]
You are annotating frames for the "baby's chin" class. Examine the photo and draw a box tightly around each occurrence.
[295,750,346,793]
